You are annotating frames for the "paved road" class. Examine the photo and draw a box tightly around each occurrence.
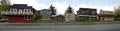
[0,23,120,31]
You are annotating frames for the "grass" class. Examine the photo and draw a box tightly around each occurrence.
[34,19,66,23]
[34,19,100,23]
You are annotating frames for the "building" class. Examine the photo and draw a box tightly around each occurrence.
[50,15,57,20]
[77,8,98,21]
[64,6,75,22]
[50,15,65,23]
[50,15,65,21]
[56,15,65,21]
[99,10,115,22]
[1,4,35,23]
[38,5,56,20]
[65,13,75,22]
[38,9,51,20]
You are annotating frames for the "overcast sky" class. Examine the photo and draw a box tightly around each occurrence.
[10,0,120,14]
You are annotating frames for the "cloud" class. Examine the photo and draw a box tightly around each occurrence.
[9,0,120,14]
[52,2,69,14]
[73,3,116,14]
[10,0,48,10]
[10,0,68,14]
[50,0,116,14]
[72,0,118,14]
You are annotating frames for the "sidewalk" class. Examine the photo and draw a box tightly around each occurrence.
[0,22,120,26]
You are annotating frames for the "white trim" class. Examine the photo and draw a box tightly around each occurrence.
[78,15,97,17]
[1,8,33,15]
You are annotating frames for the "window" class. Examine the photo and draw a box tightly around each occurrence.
[10,9,13,12]
[106,16,112,18]
[23,9,26,12]
[13,9,17,12]
[92,11,95,14]
[23,9,32,13]
[109,12,112,14]
[102,11,105,13]
[26,9,29,12]
[24,16,31,20]
[19,9,22,11]
[26,9,31,12]
[10,9,17,12]
[28,9,31,12]
[19,9,23,13]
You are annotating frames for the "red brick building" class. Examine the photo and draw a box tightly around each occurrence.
[1,4,35,23]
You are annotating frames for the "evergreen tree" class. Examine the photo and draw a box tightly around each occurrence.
[65,6,74,14]
[49,5,56,15]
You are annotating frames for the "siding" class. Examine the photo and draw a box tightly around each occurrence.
[8,15,33,23]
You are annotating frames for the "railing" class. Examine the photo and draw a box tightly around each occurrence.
[1,11,33,15]
[78,15,98,17]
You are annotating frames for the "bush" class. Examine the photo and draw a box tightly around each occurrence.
[77,18,98,22]
[0,16,2,19]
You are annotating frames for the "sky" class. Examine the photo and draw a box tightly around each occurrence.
[9,0,120,14]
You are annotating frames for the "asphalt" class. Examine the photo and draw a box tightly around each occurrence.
[0,23,120,31]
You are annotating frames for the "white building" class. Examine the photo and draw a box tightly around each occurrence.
[64,6,75,22]
[38,9,51,20]
[65,13,75,22]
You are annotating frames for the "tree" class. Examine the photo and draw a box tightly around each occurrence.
[65,6,74,14]
[0,0,10,19]
[115,6,120,18]
[33,10,41,23]
[0,0,10,11]
[49,5,56,15]
[34,14,41,20]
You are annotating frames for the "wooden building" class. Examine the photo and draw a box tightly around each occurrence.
[1,4,35,23]
[99,10,115,22]
[77,8,98,21]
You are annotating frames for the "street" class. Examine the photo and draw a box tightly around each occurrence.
[0,23,120,31]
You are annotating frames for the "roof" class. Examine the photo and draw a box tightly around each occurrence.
[99,10,115,15]
[79,8,97,10]
[9,4,34,9]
